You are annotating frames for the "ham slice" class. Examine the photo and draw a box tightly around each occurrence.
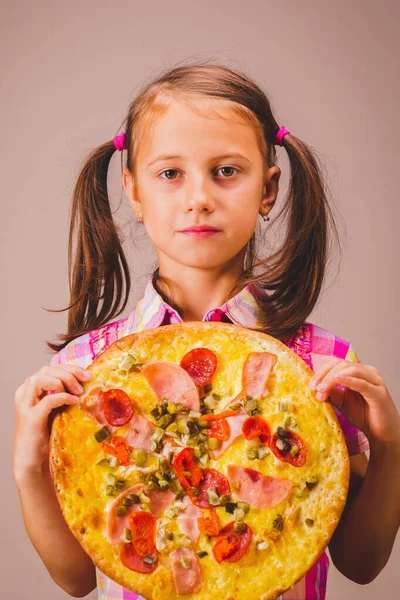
[171,547,202,595]
[241,352,277,399]
[106,484,175,544]
[147,489,176,517]
[80,387,116,430]
[212,409,248,459]
[226,464,293,509]
[124,414,156,452]
[142,361,200,411]
[177,496,202,545]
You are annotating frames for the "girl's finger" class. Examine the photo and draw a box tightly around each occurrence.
[35,392,80,419]
[25,370,84,405]
[316,363,382,397]
[310,358,342,389]
[46,363,92,383]
[21,376,65,408]
[40,365,91,394]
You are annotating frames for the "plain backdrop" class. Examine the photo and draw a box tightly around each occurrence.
[1,1,399,598]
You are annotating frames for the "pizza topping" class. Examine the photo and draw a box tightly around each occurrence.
[103,389,134,426]
[81,386,111,427]
[305,476,319,490]
[270,428,307,467]
[226,464,293,509]
[94,426,111,443]
[206,487,221,506]
[121,527,132,543]
[119,353,143,373]
[241,351,277,399]
[155,518,174,552]
[272,514,284,531]
[173,447,203,491]
[198,508,221,537]
[211,409,248,459]
[146,488,176,516]
[242,416,271,445]
[177,496,203,544]
[120,541,158,573]
[179,348,217,387]
[125,414,156,453]
[101,435,133,467]
[142,361,200,412]
[195,468,231,508]
[106,483,175,545]
[206,418,231,441]
[129,511,157,557]
[171,547,202,595]
[107,484,144,543]
[243,397,261,416]
[212,521,252,563]
[200,409,240,421]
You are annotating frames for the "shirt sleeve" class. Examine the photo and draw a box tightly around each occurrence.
[332,345,370,456]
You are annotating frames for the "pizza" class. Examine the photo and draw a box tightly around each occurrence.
[49,321,349,600]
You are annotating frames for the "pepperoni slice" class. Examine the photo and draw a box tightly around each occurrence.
[128,511,157,557]
[213,521,252,563]
[242,416,271,445]
[208,419,231,441]
[198,509,221,537]
[195,468,231,508]
[103,389,134,426]
[173,447,203,491]
[180,348,217,386]
[270,430,307,467]
[120,542,158,573]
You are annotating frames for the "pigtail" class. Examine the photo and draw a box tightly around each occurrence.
[46,141,131,352]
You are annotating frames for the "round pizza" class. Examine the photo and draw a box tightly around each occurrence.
[49,321,349,600]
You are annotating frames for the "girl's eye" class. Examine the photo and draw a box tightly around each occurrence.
[216,166,239,178]
[160,169,179,180]
[159,167,239,180]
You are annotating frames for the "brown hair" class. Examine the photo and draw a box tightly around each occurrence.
[46,60,341,353]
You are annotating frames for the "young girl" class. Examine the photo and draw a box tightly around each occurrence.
[13,63,400,600]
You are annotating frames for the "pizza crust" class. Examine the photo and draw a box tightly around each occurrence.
[50,322,349,600]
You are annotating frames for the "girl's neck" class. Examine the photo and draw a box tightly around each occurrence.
[154,262,247,322]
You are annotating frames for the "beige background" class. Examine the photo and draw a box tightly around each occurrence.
[1,0,399,598]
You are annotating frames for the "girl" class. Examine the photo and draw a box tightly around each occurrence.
[13,63,400,600]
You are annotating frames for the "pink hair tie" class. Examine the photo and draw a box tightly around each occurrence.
[114,132,127,151]
[275,126,291,146]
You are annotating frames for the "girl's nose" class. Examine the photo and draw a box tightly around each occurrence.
[183,177,215,213]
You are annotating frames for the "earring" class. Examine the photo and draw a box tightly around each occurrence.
[136,216,143,223]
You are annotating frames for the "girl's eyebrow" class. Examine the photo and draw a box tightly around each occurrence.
[146,152,251,167]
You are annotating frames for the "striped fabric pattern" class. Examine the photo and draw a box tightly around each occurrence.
[51,275,369,600]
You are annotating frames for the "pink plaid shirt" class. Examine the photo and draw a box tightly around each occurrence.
[51,275,369,600]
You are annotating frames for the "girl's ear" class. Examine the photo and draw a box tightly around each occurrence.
[260,166,281,217]
[123,167,142,218]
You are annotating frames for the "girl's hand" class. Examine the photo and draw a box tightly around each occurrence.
[310,358,400,450]
[13,364,92,480]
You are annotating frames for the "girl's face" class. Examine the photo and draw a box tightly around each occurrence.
[123,99,280,272]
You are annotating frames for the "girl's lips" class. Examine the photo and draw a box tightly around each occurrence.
[181,230,220,238]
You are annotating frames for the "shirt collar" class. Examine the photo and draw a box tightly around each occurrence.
[125,274,267,333]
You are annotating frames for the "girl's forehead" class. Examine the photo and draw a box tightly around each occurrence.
[137,98,260,163]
